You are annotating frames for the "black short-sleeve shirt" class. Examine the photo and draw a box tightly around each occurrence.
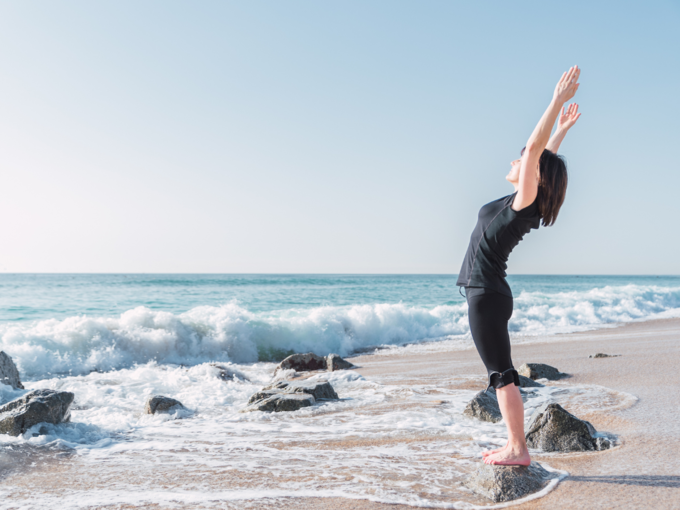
[456,193,541,297]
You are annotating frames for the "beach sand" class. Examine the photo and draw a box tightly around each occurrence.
[1,318,679,509]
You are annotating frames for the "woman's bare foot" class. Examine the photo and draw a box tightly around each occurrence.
[483,447,531,466]
[481,443,507,457]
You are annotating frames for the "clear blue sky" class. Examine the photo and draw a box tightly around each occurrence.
[0,1,678,273]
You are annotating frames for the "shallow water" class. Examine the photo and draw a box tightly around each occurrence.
[0,359,632,509]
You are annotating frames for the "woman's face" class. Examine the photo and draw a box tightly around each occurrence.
[506,156,522,185]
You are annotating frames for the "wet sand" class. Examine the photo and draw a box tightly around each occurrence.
[349,318,680,510]
[1,318,679,509]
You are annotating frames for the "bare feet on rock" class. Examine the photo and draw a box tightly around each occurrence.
[483,447,531,466]
[481,443,507,457]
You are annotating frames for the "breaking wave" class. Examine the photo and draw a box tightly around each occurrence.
[2,284,680,378]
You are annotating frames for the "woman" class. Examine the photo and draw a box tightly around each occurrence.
[456,66,582,466]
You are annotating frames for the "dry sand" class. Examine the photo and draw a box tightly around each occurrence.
[1,318,679,509]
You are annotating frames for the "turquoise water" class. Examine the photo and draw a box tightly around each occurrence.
[1,274,679,377]
[1,273,678,321]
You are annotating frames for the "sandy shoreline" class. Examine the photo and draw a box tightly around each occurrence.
[349,318,680,510]
[2,318,680,509]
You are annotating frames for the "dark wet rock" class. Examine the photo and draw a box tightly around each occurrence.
[517,363,567,381]
[247,379,339,412]
[0,389,74,436]
[0,352,24,390]
[261,380,291,392]
[589,353,620,359]
[209,363,250,382]
[525,402,612,452]
[326,354,355,371]
[464,391,502,423]
[465,462,557,503]
[247,390,280,405]
[518,375,544,388]
[260,380,339,401]
[286,380,339,400]
[276,353,327,373]
[144,396,185,415]
[244,393,316,413]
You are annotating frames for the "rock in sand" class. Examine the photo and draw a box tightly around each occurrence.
[244,393,316,413]
[0,351,24,390]
[517,363,567,381]
[464,390,502,423]
[246,380,339,412]
[518,375,544,388]
[525,402,612,452]
[145,396,185,415]
[589,353,620,359]
[465,462,557,503]
[326,353,355,371]
[276,353,327,372]
[0,389,74,436]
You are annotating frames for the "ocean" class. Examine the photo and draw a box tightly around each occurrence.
[1,274,678,378]
[0,274,671,508]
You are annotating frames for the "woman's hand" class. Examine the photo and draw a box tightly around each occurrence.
[557,103,581,131]
[553,66,580,104]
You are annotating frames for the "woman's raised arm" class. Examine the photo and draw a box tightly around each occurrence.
[546,103,582,153]
[513,66,581,211]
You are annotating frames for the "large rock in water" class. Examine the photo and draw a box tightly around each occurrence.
[518,375,543,388]
[464,386,537,423]
[276,353,327,372]
[0,389,74,436]
[245,393,316,413]
[326,354,355,371]
[525,402,612,452]
[517,363,566,381]
[465,462,557,503]
[464,391,502,423]
[144,396,185,415]
[283,380,339,400]
[246,380,339,412]
[0,352,24,390]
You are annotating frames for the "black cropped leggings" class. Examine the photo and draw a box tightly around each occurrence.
[465,287,520,390]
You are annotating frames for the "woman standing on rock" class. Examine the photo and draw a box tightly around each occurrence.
[457,66,582,466]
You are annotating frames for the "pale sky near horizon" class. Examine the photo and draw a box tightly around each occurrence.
[0,1,678,274]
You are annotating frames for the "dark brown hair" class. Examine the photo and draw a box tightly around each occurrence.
[537,149,568,226]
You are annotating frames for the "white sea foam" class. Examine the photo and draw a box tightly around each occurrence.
[0,362,629,508]
[1,284,679,379]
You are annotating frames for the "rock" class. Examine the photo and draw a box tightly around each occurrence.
[464,391,502,423]
[589,353,620,359]
[244,393,316,413]
[144,396,185,415]
[0,352,24,390]
[0,389,74,436]
[247,390,280,405]
[261,380,291,391]
[247,379,339,412]
[259,380,339,400]
[209,363,250,382]
[525,402,612,452]
[517,363,567,381]
[518,375,544,388]
[276,353,327,372]
[326,354,355,371]
[465,462,557,503]
[286,380,339,400]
